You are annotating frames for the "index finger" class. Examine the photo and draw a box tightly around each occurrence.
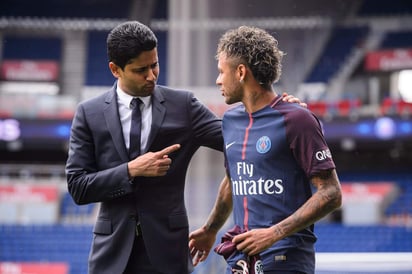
[232,233,245,244]
[157,144,181,156]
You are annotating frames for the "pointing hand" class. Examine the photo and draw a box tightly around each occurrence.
[128,144,181,177]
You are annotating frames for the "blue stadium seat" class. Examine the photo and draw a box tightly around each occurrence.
[380,31,412,49]
[305,27,369,83]
[357,0,412,16]
[0,224,92,274]
[315,224,412,252]
[60,192,96,220]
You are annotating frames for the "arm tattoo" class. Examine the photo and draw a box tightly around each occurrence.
[207,198,232,232]
[205,177,233,232]
[273,169,342,239]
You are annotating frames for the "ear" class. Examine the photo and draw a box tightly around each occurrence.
[237,63,247,82]
[109,62,120,78]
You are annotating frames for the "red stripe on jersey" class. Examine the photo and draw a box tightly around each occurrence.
[242,112,253,160]
[270,95,283,108]
[243,196,249,230]
[242,113,252,229]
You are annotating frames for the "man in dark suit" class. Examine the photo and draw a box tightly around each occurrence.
[66,21,223,274]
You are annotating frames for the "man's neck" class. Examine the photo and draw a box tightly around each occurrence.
[243,88,277,113]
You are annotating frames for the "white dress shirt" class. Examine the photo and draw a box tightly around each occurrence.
[116,86,152,154]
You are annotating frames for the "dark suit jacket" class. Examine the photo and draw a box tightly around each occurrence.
[66,83,223,274]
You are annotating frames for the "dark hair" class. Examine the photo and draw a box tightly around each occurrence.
[107,21,158,69]
[216,26,284,89]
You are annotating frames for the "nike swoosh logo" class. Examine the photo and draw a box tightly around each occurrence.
[225,141,236,150]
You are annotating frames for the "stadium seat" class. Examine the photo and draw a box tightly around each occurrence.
[380,97,397,116]
[308,101,328,117]
[398,100,412,117]
[337,99,362,117]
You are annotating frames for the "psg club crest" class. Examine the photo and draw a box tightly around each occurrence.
[256,136,271,154]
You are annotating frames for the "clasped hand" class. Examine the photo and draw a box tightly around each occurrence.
[232,227,277,256]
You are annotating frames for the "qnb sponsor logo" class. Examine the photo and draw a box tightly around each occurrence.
[231,176,284,196]
[315,149,332,161]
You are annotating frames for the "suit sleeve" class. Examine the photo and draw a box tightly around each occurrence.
[65,103,134,205]
[188,94,224,152]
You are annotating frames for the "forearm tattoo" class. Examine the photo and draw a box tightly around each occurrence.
[274,169,342,239]
[207,199,232,232]
[206,179,233,232]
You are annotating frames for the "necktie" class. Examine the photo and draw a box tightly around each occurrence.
[129,98,142,159]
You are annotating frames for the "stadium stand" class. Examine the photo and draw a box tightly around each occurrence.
[0,224,91,274]
[308,99,363,120]
[1,172,411,273]
[385,180,412,216]
[357,0,412,16]
[305,27,370,83]
[1,219,411,272]
[59,193,97,224]
[380,98,412,117]
[1,0,412,273]
[315,224,412,252]
[380,31,412,49]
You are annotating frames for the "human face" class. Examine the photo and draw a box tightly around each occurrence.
[216,53,243,105]
[110,48,159,97]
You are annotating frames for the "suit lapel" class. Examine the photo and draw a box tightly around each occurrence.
[103,87,129,162]
[146,87,166,151]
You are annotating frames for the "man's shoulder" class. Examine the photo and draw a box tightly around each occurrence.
[155,85,193,97]
[276,100,315,120]
[275,101,323,134]
[154,85,196,106]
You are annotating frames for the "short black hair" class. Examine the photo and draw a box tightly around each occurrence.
[107,21,158,69]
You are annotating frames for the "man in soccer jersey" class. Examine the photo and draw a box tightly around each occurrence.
[189,26,342,274]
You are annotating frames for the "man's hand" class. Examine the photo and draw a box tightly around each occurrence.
[189,227,217,266]
[282,92,307,108]
[232,227,276,256]
[127,144,181,177]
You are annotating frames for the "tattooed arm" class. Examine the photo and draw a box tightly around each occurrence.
[204,174,233,232]
[189,174,233,265]
[276,169,342,234]
[232,168,342,256]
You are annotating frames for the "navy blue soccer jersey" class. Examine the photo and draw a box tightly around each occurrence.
[222,95,335,273]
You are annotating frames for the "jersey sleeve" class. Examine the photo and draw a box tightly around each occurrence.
[284,107,335,178]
